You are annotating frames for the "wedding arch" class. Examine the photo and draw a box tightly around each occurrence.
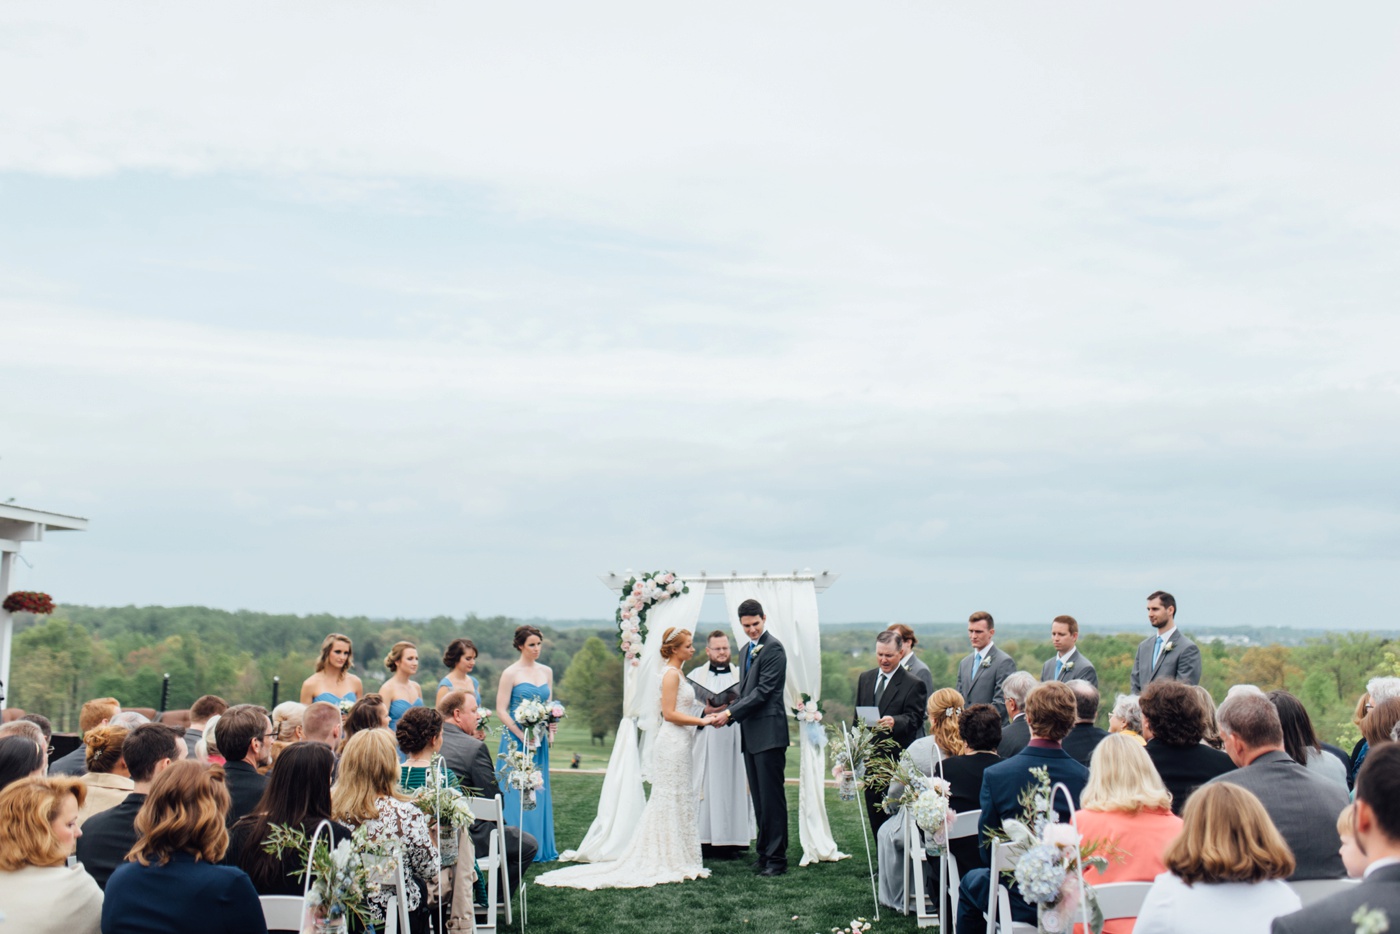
[560,569,847,868]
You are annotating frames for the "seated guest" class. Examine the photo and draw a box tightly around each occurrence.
[941,704,1002,873]
[267,701,306,769]
[398,705,459,790]
[437,690,538,882]
[20,713,54,743]
[0,775,103,934]
[1140,681,1234,816]
[996,671,1037,758]
[1108,694,1146,746]
[102,760,267,934]
[184,694,228,758]
[228,743,351,932]
[1076,734,1184,934]
[1348,691,1371,787]
[1062,680,1110,768]
[1135,782,1299,934]
[1267,690,1347,789]
[957,681,1091,934]
[332,728,438,932]
[0,716,49,755]
[1351,677,1400,785]
[0,732,47,791]
[1274,743,1400,932]
[196,713,224,764]
[218,704,273,825]
[49,697,121,777]
[300,700,343,747]
[1361,696,1400,756]
[339,693,389,753]
[1206,691,1348,879]
[1192,686,1224,750]
[1336,802,1369,879]
[878,688,966,910]
[76,723,185,889]
[78,725,133,825]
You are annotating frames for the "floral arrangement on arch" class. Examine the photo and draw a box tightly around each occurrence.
[615,571,688,666]
[3,591,54,615]
[989,766,1115,934]
[792,693,827,748]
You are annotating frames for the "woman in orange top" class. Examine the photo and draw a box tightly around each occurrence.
[1074,733,1184,934]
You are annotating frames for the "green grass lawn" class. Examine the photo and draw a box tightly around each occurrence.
[540,719,806,781]
[508,771,929,934]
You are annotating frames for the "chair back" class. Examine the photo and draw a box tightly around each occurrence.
[1092,881,1153,921]
[948,808,980,840]
[1289,878,1360,906]
[259,895,305,931]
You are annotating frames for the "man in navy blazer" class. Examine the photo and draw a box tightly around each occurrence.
[956,681,1091,934]
[77,723,185,888]
[1273,744,1400,933]
[715,599,790,876]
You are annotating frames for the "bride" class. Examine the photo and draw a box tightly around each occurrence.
[535,626,724,890]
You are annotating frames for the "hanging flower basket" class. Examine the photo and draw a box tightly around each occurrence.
[3,591,54,615]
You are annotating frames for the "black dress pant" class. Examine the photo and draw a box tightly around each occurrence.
[743,746,788,869]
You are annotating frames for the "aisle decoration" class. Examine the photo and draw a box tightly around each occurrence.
[614,570,688,666]
[2,591,54,614]
[410,760,476,866]
[263,823,387,934]
[499,748,544,810]
[988,767,1112,934]
[872,751,954,855]
[833,722,900,921]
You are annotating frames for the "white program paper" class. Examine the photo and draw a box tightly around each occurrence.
[856,705,880,725]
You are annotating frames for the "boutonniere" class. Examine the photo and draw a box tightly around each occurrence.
[1062,660,1075,673]
[750,643,766,660]
[1353,905,1388,934]
[1164,641,1176,653]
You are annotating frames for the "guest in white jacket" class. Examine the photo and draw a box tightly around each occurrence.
[1136,782,1300,934]
[0,775,103,934]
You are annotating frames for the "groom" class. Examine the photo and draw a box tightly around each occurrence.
[714,599,789,877]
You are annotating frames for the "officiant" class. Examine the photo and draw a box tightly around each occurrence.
[690,629,756,857]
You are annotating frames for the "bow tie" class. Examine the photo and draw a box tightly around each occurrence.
[709,664,731,674]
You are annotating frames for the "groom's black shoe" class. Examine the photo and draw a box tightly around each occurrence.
[758,866,787,877]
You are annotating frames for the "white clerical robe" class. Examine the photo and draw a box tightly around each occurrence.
[692,663,756,846]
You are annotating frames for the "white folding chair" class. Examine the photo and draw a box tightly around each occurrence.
[986,839,1037,934]
[903,807,939,927]
[1289,878,1360,906]
[259,895,304,931]
[469,794,514,934]
[1092,881,1153,922]
[939,808,982,933]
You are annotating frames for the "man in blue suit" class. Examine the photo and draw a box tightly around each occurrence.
[956,681,1091,934]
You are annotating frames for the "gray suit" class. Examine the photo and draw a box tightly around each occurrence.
[1207,749,1349,880]
[1272,864,1400,934]
[901,652,935,737]
[1039,650,1097,689]
[1129,629,1201,694]
[439,722,538,875]
[956,644,1016,720]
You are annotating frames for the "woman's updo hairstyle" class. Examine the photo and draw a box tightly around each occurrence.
[513,625,544,651]
[927,688,967,756]
[659,627,692,660]
[396,706,444,756]
[383,641,416,672]
[85,725,130,774]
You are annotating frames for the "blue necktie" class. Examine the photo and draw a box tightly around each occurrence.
[1152,636,1164,668]
[972,652,983,678]
[1055,658,1064,680]
[744,642,756,674]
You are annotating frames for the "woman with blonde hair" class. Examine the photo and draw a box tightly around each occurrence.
[0,776,103,934]
[101,760,266,933]
[1135,782,1300,934]
[78,724,133,825]
[380,640,425,732]
[1074,734,1184,933]
[877,687,969,909]
[267,701,306,768]
[332,728,438,931]
[299,632,364,706]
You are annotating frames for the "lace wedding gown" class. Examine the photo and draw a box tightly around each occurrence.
[535,671,710,890]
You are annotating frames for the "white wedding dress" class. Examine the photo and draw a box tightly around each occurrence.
[535,670,710,890]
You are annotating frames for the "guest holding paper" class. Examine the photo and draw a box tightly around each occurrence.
[853,630,929,836]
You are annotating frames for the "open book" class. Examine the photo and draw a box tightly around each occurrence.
[686,675,740,711]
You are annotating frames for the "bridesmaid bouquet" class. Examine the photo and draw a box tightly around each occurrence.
[512,698,550,750]
[546,700,566,744]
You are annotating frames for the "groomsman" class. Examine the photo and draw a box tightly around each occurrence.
[1040,615,1098,688]
[715,599,790,877]
[887,624,934,738]
[853,630,929,835]
[956,611,1016,721]
[692,630,755,856]
[1129,591,1202,693]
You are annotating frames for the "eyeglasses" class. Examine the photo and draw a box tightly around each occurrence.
[46,745,55,757]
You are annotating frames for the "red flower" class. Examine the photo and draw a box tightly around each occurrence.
[2,591,55,615]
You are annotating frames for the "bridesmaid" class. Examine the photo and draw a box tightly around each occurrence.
[436,638,482,707]
[496,625,558,861]
[299,633,364,707]
[380,641,425,732]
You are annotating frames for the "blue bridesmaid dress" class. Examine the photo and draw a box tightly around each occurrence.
[387,697,423,732]
[438,675,482,698]
[499,682,558,861]
[313,691,356,705]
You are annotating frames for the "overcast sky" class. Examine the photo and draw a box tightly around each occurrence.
[3,2,1397,629]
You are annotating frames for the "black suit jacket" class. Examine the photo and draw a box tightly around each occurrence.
[1273,864,1400,933]
[941,751,1000,871]
[727,631,789,755]
[997,715,1030,759]
[75,791,146,889]
[223,760,268,826]
[1144,739,1235,815]
[854,666,928,749]
[1061,723,1110,769]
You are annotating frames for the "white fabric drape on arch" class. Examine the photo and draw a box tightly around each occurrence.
[723,579,847,866]
[559,584,706,863]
